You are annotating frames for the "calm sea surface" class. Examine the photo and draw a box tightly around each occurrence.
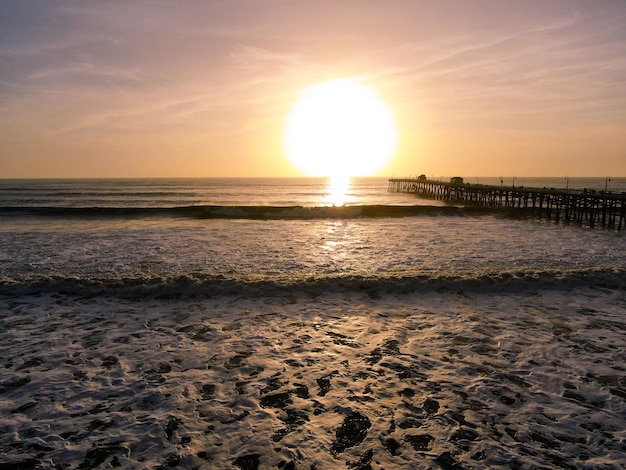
[0,177,624,296]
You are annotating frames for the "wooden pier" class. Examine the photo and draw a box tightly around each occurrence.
[388,177,626,229]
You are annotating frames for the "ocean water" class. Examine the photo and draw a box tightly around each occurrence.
[1,177,625,469]
[1,176,625,296]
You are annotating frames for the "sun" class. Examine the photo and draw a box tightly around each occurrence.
[284,78,397,179]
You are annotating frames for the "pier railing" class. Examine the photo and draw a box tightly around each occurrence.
[388,178,626,229]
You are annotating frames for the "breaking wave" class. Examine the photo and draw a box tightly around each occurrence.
[0,204,500,220]
[1,268,624,299]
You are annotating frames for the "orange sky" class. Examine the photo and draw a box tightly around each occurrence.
[1,1,626,178]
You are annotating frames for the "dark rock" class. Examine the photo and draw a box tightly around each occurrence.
[260,376,284,394]
[471,450,486,461]
[470,344,495,355]
[293,383,310,399]
[10,401,37,414]
[101,356,118,369]
[327,331,361,348]
[347,449,374,469]
[312,400,326,415]
[247,365,264,377]
[201,383,216,399]
[16,357,44,371]
[272,408,309,441]
[497,372,531,389]
[590,374,626,388]
[236,381,249,395]
[82,336,102,348]
[220,410,249,424]
[446,411,474,428]
[398,418,423,429]
[381,437,401,455]
[347,394,375,403]
[563,390,587,403]
[6,441,53,453]
[78,445,122,469]
[380,361,426,380]
[232,453,260,470]
[330,411,372,455]
[164,417,180,440]
[317,378,332,396]
[86,418,114,433]
[271,428,290,442]
[580,421,601,432]
[364,349,383,365]
[423,398,440,414]
[72,370,87,380]
[0,458,38,470]
[545,452,578,470]
[0,376,31,393]
[88,403,110,414]
[284,359,303,367]
[260,391,292,409]
[610,388,626,399]
[160,452,181,467]
[382,339,401,354]
[405,434,433,451]
[365,339,400,364]
[281,408,309,427]
[504,427,518,440]
[450,428,479,442]
[292,334,312,344]
[138,392,165,410]
[435,451,464,470]
[530,431,561,450]
[500,395,516,406]
[224,354,248,369]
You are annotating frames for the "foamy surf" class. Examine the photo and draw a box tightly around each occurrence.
[1,287,625,468]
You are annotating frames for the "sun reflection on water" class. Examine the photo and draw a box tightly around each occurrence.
[324,176,352,206]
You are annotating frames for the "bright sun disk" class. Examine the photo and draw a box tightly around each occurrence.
[284,78,397,179]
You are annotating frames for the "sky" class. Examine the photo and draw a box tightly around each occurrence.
[1,0,626,178]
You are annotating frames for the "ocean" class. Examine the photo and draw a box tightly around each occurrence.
[1,177,625,469]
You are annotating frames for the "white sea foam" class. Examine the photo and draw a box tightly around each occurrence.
[1,287,625,468]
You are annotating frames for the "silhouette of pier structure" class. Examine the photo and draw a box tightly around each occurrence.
[388,177,626,229]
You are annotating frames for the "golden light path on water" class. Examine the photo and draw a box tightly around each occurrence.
[324,176,352,206]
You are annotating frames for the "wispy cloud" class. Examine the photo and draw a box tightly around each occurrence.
[230,45,301,67]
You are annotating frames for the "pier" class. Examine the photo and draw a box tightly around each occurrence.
[388,177,626,229]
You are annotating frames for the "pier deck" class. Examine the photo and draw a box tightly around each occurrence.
[388,178,626,229]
